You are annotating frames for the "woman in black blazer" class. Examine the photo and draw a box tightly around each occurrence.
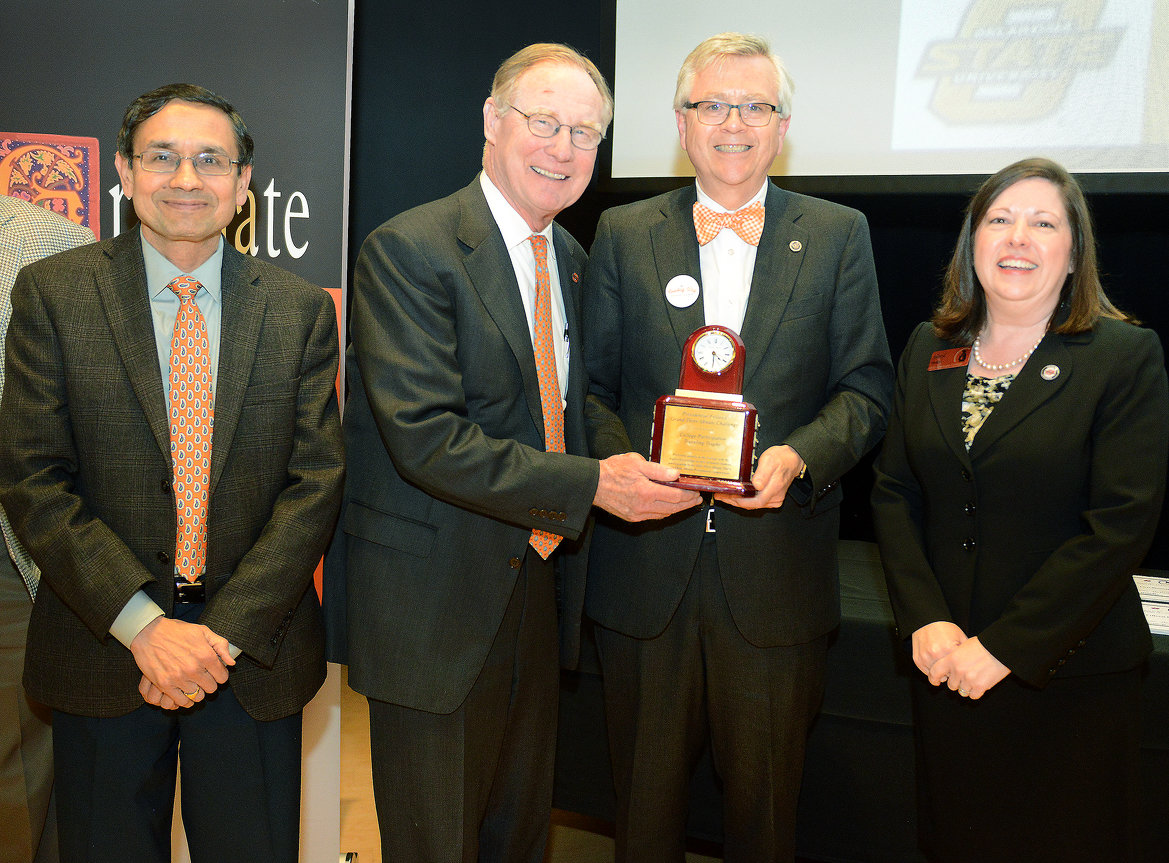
[872,158,1169,863]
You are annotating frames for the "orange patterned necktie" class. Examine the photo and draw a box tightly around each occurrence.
[529,235,564,559]
[693,200,765,246]
[167,275,214,583]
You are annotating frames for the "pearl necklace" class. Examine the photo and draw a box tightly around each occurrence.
[972,333,1044,372]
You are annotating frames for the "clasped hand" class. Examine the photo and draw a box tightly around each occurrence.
[131,616,235,710]
[912,621,1009,700]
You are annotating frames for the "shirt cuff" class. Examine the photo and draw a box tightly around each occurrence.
[110,590,242,659]
[109,590,165,648]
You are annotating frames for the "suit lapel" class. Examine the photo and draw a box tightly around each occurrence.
[210,246,265,493]
[94,229,171,459]
[967,334,1074,460]
[457,183,546,441]
[739,184,807,386]
[650,187,704,355]
[926,349,975,467]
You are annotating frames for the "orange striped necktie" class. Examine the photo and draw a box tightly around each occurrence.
[528,235,564,559]
[167,275,213,583]
[693,200,765,246]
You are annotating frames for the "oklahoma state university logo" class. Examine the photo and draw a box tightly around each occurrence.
[916,0,1122,124]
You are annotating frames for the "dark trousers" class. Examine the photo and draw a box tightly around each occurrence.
[913,666,1144,863]
[1,550,57,863]
[598,534,828,863]
[367,548,558,863]
[51,604,303,863]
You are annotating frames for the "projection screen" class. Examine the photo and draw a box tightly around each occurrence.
[611,0,1168,191]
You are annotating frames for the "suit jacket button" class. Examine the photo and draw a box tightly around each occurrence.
[157,551,171,565]
[963,502,976,516]
[528,507,539,517]
[961,469,971,481]
[509,557,522,569]
[160,479,171,494]
[539,509,549,519]
[962,538,976,552]
[558,512,567,522]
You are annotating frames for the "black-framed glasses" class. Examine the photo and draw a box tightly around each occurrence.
[135,150,242,176]
[684,101,779,127]
[510,107,604,151]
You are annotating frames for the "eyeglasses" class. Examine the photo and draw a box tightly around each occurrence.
[135,150,242,176]
[683,101,780,127]
[510,107,604,151]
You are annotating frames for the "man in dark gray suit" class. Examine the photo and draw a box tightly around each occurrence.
[0,194,93,863]
[328,43,698,863]
[0,84,344,863]
[582,33,894,861]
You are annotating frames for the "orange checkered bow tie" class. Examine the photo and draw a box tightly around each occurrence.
[692,200,765,246]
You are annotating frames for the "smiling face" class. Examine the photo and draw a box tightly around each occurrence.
[482,61,605,232]
[973,177,1074,323]
[676,54,789,210]
[114,100,251,271]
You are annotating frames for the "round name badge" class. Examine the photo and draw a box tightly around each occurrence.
[1040,364,1060,381]
[665,274,700,308]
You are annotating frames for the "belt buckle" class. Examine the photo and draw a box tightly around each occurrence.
[174,578,205,604]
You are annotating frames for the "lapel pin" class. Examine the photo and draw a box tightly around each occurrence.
[1040,364,1060,381]
[789,240,803,253]
[571,272,579,283]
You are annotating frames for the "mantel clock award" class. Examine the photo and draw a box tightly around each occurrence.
[649,325,758,496]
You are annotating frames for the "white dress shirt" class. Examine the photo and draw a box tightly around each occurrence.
[479,172,570,406]
[697,179,768,334]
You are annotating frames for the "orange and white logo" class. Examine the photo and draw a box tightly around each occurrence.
[891,0,1157,153]
[918,0,1122,124]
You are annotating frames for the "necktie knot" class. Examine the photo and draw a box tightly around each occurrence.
[168,275,202,303]
[693,200,765,246]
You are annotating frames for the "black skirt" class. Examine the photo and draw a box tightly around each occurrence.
[911,666,1144,863]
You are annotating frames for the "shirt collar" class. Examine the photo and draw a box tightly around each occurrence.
[694,178,768,214]
[479,171,553,253]
[143,234,224,302]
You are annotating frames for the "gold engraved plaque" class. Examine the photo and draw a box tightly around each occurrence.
[658,404,746,480]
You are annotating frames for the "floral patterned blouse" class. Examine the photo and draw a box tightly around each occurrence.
[961,372,1016,451]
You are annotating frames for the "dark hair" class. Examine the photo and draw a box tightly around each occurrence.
[933,157,1132,344]
[116,83,254,169]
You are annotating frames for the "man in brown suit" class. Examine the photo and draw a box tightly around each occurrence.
[0,84,343,863]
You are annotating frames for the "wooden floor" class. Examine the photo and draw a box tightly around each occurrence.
[339,668,721,863]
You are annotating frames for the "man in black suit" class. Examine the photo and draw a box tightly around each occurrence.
[0,84,344,863]
[582,33,894,861]
[327,44,697,862]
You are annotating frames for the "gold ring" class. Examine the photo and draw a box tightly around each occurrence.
[182,687,201,699]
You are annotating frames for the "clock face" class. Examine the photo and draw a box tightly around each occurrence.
[692,330,736,373]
